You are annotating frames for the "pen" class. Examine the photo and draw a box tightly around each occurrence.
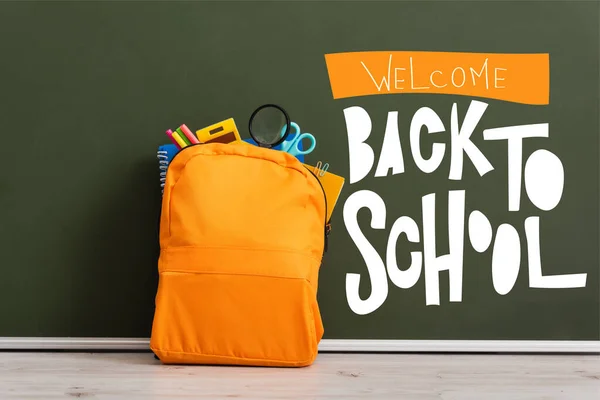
[175,127,192,146]
[171,130,189,149]
[179,124,200,144]
[165,129,181,149]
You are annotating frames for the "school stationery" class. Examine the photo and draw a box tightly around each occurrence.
[196,118,241,144]
[157,144,179,194]
[279,122,316,157]
[165,129,181,149]
[179,124,199,144]
[303,162,345,222]
[171,130,189,149]
[314,161,329,176]
[248,104,291,148]
[175,127,192,146]
[248,104,316,157]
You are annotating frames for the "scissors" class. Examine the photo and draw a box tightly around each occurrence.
[278,122,316,157]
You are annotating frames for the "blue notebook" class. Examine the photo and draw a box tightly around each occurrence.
[157,137,304,194]
[157,144,179,194]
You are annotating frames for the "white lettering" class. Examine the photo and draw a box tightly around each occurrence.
[343,106,375,184]
[470,59,489,89]
[387,216,422,289]
[344,190,389,315]
[375,111,405,177]
[361,54,392,92]
[410,56,430,90]
[468,210,493,253]
[524,149,564,211]
[410,107,446,174]
[494,67,507,88]
[422,190,465,305]
[451,67,466,88]
[483,123,549,211]
[394,68,405,89]
[491,224,521,295]
[449,100,495,180]
[430,70,447,88]
[525,217,587,288]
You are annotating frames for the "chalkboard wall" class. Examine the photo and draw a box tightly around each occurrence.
[0,1,598,341]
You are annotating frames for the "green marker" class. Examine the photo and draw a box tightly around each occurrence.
[176,127,192,146]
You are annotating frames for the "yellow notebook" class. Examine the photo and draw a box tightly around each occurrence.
[303,163,345,222]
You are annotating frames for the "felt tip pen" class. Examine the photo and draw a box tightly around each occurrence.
[179,124,200,144]
[175,127,192,146]
[165,129,181,149]
[171,130,189,149]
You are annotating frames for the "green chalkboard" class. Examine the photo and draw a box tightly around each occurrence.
[0,1,598,341]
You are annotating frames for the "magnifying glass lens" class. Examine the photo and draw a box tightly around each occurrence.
[250,106,288,146]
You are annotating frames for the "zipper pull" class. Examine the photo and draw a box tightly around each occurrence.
[324,223,331,252]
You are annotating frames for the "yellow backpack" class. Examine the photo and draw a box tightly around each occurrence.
[150,142,328,367]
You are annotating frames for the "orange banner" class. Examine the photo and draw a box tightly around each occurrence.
[324,51,549,105]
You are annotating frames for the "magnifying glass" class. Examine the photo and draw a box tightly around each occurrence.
[248,104,291,148]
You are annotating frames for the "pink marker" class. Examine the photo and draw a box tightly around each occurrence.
[165,129,181,149]
[179,124,200,144]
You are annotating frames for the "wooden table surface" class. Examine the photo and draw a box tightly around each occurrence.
[0,352,598,399]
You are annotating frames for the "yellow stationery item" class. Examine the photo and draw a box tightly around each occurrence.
[303,162,345,222]
[172,130,189,149]
[196,118,241,144]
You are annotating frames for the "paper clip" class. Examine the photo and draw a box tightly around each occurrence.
[314,161,329,177]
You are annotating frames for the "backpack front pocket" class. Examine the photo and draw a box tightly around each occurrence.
[150,247,323,367]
